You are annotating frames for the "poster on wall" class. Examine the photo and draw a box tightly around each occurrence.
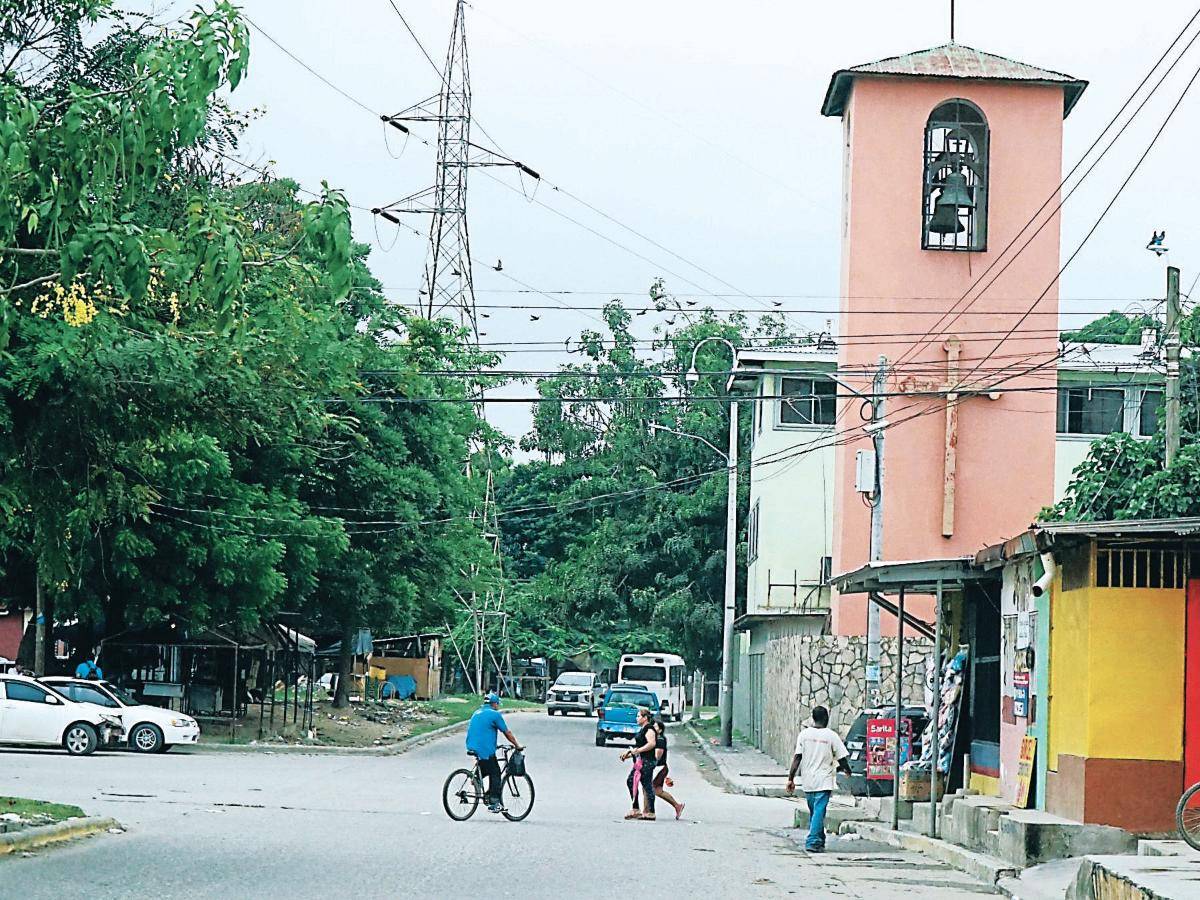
[1015,736,1037,808]
[1013,671,1030,718]
[919,647,970,776]
[866,717,912,780]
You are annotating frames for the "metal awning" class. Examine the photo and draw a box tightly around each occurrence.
[833,557,993,595]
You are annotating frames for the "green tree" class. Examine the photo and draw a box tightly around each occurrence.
[497,295,789,674]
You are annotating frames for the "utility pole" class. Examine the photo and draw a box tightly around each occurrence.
[1165,265,1181,468]
[719,396,738,747]
[865,356,888,706]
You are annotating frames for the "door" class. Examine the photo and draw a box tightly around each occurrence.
[1,680,58,743]
[1185,580,1200,787]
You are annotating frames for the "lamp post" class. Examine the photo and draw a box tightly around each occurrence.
[682,336,742,748]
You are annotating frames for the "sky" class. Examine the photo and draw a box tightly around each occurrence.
[141,1,1200,444]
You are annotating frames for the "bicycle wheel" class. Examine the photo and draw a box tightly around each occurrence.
[500,773,536,822]
[1177,782,1200,850]
[443,768,481,821]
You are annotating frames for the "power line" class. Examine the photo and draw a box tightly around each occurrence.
[956,50,1200,393]
[891,5,1200,372]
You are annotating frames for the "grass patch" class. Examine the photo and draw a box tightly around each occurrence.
[0,797,85,823]
[405,694,542,739]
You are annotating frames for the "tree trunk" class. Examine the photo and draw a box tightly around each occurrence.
[332,621,354,709]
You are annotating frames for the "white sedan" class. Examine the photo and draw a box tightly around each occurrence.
[43,677,200,753]
[0,673,122,755]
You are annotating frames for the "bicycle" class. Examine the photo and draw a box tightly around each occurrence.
[442,745,535,822]
[1177,781,1200,850]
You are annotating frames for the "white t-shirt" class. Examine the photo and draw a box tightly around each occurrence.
[793,726,849,793]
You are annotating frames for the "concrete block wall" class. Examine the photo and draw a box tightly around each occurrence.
[754,633,931,766]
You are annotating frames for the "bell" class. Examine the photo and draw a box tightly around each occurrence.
[928,172,974,235]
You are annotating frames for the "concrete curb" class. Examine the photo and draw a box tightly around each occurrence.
[189,706,541,756]
[684,723,791,798]
[0,816,120,855]
[844,820,1019,886]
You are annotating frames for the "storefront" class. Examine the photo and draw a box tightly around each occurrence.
[982,519,1198,832]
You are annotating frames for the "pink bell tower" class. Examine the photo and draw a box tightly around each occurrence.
[822,44,1087,634]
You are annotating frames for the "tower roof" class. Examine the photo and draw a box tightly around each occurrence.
[821,42,1087,119]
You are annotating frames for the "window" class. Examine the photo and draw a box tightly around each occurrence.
[606,691,656,708]
[1096,547,1184,589]
[669,666,682,687]
[923,100,989,251]
[748,500,761,564]
[4,681,49,703]
[67,684,118,708]
[554,673,593,687]
[1056,387,1125,435]
[779,377,835,426]
[1140,389,1163,437]
[620,665,666,682]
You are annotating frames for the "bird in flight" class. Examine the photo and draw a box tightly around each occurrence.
[530,314,540,321]
[772,300,783,307]
[1146,231,1168,257]
[493,259,503,271]
[637,308,648,316]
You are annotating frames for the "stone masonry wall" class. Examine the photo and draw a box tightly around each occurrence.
[756,634,931,767]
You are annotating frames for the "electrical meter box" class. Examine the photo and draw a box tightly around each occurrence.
[855,449,876,494]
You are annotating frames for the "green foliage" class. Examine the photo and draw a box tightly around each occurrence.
[1061,310,1156,345]
[497,296,790,673]
[0,2,486,648]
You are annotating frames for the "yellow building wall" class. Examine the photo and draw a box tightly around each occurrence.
[1087,586,1184,761]
[1048,588,1090,771]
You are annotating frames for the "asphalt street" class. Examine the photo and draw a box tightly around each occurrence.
[1,711,996,898]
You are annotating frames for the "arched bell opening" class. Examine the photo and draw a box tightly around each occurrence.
[922,99,989,252]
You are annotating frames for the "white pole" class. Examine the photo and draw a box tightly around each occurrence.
[866,357,887,706]
[719,399,739,748]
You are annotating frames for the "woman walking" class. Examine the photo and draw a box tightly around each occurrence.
[620,707,658,820]
[652,716,685,820]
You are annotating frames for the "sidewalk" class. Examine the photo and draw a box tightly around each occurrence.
[684,722,794,798]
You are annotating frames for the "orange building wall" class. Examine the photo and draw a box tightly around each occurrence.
[832,77,1065,635]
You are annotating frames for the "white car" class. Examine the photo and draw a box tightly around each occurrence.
[42,677,200,753]
[545,672,605,716]
[0,673,122,755]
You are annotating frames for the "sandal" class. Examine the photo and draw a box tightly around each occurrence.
[624,811,643,820]
[675,803,685,820]
[641,814,656,821]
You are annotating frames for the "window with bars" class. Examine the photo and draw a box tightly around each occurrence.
[1056,387,1125,435]
[779,377,836,426]
[1095,548,1184,589]
[923,100,989,251]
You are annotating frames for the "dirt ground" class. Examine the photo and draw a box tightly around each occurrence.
[198,694,538,748]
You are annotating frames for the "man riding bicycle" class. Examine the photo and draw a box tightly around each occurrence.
[466,692,522,813]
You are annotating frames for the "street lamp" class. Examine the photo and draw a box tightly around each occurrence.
[683,336,744,748]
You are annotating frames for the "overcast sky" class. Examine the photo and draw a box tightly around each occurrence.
[160,1,1200,443]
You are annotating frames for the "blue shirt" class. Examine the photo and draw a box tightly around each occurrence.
[465,705,508,759]
[75,661,102,680]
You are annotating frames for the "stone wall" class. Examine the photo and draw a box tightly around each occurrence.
[754,634,931,767]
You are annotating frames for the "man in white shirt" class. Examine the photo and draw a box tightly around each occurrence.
[786,705,851,852]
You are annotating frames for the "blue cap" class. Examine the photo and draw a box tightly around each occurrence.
[485,692,501,706]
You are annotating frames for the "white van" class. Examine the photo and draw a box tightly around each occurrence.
[617,653,687,721]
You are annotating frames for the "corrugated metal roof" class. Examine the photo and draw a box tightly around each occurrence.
[822,42,1088,118]
[1039,518,1200,538]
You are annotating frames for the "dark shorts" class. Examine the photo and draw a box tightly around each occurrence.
[652,765,669,789]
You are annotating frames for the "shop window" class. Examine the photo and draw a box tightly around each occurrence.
[923,100,989,251]
[1056,387,1125,435]
[779,377,836,426]
[1096,548,1183,588]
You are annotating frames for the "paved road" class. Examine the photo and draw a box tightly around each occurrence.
[2,712,994,898]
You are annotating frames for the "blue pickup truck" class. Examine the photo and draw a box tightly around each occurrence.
[595,684,659,747]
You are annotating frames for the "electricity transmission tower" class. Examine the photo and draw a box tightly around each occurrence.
[379,1,534,696]
[377,0,537,340]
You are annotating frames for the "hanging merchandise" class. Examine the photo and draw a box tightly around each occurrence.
[918,647,970,776]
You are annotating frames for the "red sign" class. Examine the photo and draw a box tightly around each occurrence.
[866,717,912,780]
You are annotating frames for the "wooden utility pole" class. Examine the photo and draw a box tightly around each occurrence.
[1165,266,1182,468]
